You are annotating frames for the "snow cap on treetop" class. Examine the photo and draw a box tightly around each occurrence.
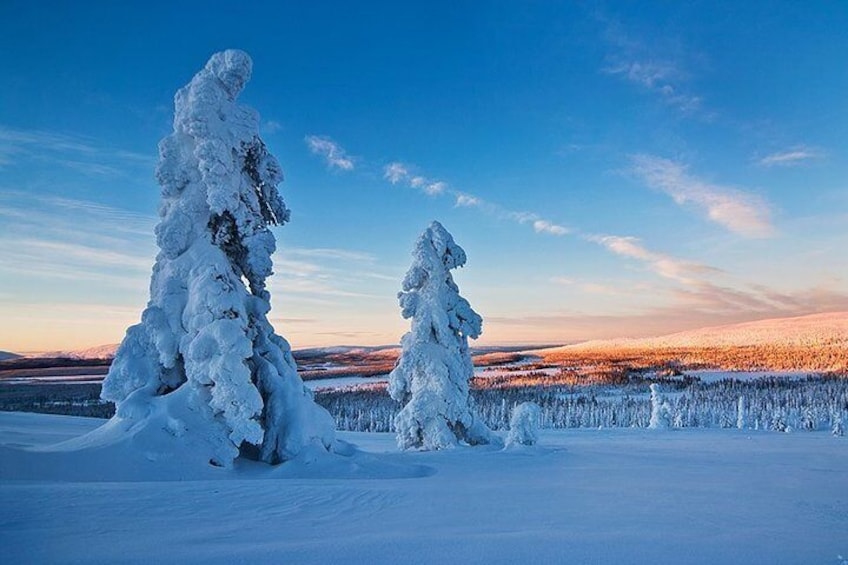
[425,220,467,270]
[204,49,253,100]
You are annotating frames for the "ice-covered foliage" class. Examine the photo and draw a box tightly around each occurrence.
[648,384,671,429]
[100,50,334,467]
[387,221,497,450]
[317,376,848,434]
[736,396,746,430]
[506,402,541,446]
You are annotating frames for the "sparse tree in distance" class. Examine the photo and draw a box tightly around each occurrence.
[648,383,671,429]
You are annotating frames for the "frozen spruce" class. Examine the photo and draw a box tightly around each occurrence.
[506,402,541,447]
[388,221,498,450]
[100,50,334,467]
[736,396,747,430]
[648,383,671,429]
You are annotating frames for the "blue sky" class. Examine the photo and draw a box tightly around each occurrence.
[1,1,846,351]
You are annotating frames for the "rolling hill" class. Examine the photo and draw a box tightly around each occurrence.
[546,311,848,351]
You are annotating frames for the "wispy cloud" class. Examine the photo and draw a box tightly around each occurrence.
[590,234,718,284]
[383,162,446,195]
[285,247,376,263]
[0,124,154,175]
[455,193,481,208]
[533,220,569,236]
[504,211,570,236]
[262,120,283,134]
[384,162,409,184]
[382,161,571,237]
[486,282,848,343]
[604,60,702,114]
[758,146,824,168]
[600,19,704,115]
[631,154,774,238]
[0,195,156,292]
[305,135,355,171]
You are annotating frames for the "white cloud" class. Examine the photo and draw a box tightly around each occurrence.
[262,120,283,134]
[383,162,447,197]
[455,193,481,207]
[631,154,774,238]
[591,234,716,285]
[533,219,569,236]
[758,147,823,167]
[304,135,354,171]
[424,181,446,195]
[383,162,410,184]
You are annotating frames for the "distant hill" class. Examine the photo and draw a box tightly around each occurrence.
[0,351,21,362]
[31,344,120,360]
[540,311,848,352]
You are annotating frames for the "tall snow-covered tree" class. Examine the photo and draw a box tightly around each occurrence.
[388,221,497,450]
[101,50,334,467]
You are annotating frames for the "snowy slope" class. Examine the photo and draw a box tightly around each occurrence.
[545,311,848,351]
[1,411,847,564]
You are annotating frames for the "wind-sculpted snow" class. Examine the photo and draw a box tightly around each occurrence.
[3,412,848,564]
[388,221,497,450]
[99,50,334,467]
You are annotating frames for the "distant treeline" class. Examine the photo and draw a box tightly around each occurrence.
[315,376,848,434]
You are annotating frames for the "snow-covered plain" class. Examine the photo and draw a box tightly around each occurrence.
[2,411,846,564]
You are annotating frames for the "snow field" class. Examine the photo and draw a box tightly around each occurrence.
[1,411,846,564]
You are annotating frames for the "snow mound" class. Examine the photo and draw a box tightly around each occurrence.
[0,411,429,482]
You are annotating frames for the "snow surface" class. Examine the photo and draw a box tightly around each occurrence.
[2,411,847,564]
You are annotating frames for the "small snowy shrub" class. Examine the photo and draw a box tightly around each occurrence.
[648,384,671,429]
[833,417,844,437]
[388,221,497,450]
[507,402,541,446]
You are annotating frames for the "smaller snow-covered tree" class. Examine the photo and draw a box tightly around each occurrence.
[388,221,497,450]
[736,396,746,430]
[506,402,541,447]
[832,416,844,437]
[648,384,671,429]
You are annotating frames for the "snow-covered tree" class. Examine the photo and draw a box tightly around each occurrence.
[506,402,541,446]
[736,396,746,430]
[101,50,334,467]
[387,221,497,450]
[648,384,671,429]
[832,416,844,437]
